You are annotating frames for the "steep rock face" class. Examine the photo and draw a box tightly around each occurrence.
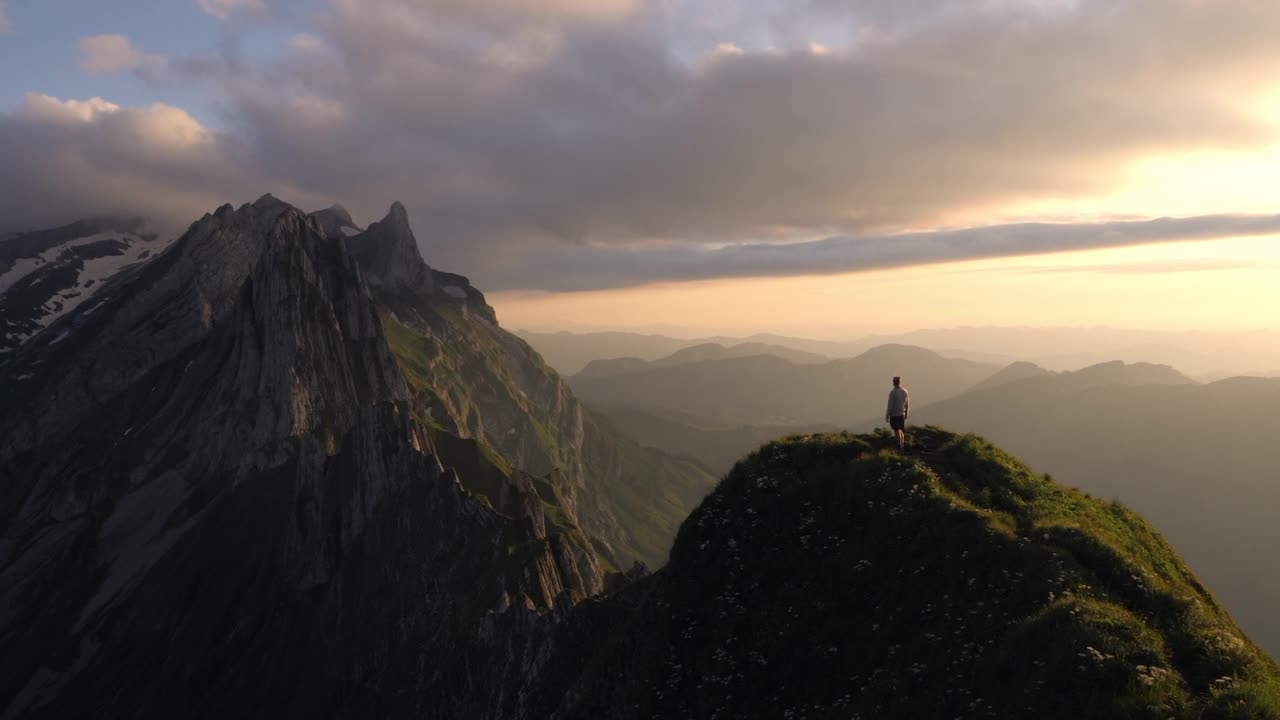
[0,199,601,719]
[531,429,1280,720]
[336,202,498,324]
[308,202,361,240]
[347,203,715,569]
[346,201,435,294]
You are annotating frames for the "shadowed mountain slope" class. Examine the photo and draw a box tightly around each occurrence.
[0,197,606,718]
[588,405,837,474]
[326,204,715,568]
[0,196,714,718]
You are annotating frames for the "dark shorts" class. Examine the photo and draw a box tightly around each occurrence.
[889,416,906,432]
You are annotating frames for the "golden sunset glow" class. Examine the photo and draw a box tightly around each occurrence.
[494,236,1280,338]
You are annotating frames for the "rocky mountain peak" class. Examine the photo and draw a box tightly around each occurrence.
[327,202,355,227]
[348,201,433,292]
[387,200,409,223]
[252,192,286,209]
[309,203,361,241]
[0,194,609,718]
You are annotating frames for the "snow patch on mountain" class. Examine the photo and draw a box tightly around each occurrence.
[0,256,43,294]
[0,230,168,352]
[29,235,150,327]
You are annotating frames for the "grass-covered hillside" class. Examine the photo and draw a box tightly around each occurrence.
[542,427,1280,720]
[919,372,1280,654]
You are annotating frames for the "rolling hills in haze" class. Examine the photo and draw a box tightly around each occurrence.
[518,327,1280,381]
[570,344,1000,427]
[515,330,860,375]
[576,341,830,380]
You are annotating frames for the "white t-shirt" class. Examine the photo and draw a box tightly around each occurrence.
[886,386,909,418]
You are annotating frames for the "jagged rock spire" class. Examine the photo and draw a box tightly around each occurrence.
[309,203,361,240]
[347,201,434,292]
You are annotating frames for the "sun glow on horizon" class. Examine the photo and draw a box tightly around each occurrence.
[491,236,1280,339]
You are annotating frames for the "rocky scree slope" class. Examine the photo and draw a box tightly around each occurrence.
[0,197,607,719]
[529,428,1280,720]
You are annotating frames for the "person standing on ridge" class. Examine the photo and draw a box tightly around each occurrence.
[886,376,909,452]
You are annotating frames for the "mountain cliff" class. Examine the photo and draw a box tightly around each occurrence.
[328,203,713,568]
[0,196,700,718]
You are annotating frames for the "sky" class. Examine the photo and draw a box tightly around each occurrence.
[3,0,1280,337]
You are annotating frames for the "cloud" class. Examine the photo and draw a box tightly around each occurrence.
[471,214,1280,291]
[0,94,321,233]
[1020,258,1280,275]
[244,0,1280,249]
[12,0,1280,292]
[288,32,325,53]
[80,34,166,74]
[0,1,9,33]
[196,0,268,21]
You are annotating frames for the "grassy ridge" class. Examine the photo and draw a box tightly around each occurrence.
[562,427,1279,719]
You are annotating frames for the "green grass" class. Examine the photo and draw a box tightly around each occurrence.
[595,426,1280,720]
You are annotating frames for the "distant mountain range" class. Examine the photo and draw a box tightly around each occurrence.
[570,343,999,427]
[515,329,865,374]
[576,341,830,380]
[518,327,1280,379]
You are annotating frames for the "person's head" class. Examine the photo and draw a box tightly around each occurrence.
[893,376,902,387]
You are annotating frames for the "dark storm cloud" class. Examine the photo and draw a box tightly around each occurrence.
[4,0,1280,288]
